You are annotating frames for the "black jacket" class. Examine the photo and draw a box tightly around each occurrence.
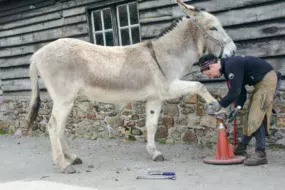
[219,56,280,108]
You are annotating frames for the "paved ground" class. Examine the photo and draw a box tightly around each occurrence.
[0,135,285,190]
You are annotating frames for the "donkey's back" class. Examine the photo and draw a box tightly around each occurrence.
[33,38,159,103]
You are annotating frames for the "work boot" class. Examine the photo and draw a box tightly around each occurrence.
[244,148,268,166]
[234,143,249,158]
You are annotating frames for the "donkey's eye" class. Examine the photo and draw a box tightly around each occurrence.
[209,27,218,31]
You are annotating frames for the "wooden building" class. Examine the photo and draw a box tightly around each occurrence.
[0,0,284,96]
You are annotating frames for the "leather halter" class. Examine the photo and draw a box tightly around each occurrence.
[189,17,233,58]
[147,41,167,78]
[147,18,233,78]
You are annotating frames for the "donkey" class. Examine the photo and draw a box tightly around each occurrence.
[26,0,236,174]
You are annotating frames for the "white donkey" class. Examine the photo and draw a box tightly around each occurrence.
[26,0,236,174]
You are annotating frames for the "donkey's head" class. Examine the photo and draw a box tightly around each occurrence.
[177,0,236,58]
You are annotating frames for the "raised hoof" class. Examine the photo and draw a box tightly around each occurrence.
[154,155,164,161]
[71,158,83,165]
[61,165,76,174]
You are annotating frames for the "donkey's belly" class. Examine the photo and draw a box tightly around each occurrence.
[82,86,158,103]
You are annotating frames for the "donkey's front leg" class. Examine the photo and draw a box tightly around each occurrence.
[145,99,164,161]
[168,80,217,103]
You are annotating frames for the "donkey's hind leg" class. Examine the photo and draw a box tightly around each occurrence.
[47,100,76,174]
[61,137,82,165]
[145,99,164,161]
[56,101,82,165]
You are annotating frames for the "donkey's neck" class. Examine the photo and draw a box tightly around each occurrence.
[151,19,204,81]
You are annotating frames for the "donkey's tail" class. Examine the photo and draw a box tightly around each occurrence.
[25,56,41,135]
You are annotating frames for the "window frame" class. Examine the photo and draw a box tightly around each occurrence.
[116,3,141,46]
[86,0,140,46]
[91,8,116,46]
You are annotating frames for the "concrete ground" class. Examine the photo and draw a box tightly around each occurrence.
[0,135,285,190]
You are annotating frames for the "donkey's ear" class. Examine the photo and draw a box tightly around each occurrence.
[177,0,200,18]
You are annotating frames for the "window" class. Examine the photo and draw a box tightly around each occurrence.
[91,8,115,46]
[89,2,141,46]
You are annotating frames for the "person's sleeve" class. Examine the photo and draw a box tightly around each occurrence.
[219,60,245,108]
[235,86,247,108]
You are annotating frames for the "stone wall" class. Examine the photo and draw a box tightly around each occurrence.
[0,83,285,147]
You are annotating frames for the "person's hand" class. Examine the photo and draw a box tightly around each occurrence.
[226,106,242,123]
[206,102,221,115]
[227,109,237,123]
[206,102,227,121]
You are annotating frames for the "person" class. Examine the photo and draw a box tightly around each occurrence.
[198,54,281,166]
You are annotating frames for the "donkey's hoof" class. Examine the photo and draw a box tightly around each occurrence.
[71,158,83,165]
[154,155,164,161]
[61,165,76,174]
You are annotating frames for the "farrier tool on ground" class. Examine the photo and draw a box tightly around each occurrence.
[136,169,176,180]
[136,175,176,180]
[147,170,176,176]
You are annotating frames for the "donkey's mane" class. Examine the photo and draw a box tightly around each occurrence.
[155,16,189,39]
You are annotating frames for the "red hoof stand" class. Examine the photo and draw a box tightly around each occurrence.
[203,119,246,165]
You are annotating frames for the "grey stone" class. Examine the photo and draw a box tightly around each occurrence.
[14,129,22,138]
[105,116,124,128]
[184,94,198,104]
[77,96,89,102]
[194,128,206,137]
[77,102,90,112]
[122,110,132,116]
[97,126,105,132]
[187,115,201,126]
[181,106,195,115]
[74,120,95,135]
[155,126,168,140]
[137,119,146,127]
[98,103,115,112]
[38,109,50,115]
[162,116,174,128]
[132,128,143,135]
[182,131,197,143]
[108,111,117,117]
[167,97,182,104]
[168,127,181,140]
[91,134,98,140]
[126,121,135,127]
[96,113,105,120]
[200,116,217,128]
[178,117,188,126]
[72,107,86,118]
[0,104,7,112]
[163,104,179,116]
[8,102,16,110]
[196,103,205,116]
[0,122,10,130]
[131,114,139,120]
[88,164,94,168]
[166,138,174,144]
[197,95,206,103]
[132,102,145,114]
[87,112,96,120]
[267,132,283,143]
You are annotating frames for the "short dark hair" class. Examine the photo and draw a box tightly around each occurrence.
[198,54,218,72]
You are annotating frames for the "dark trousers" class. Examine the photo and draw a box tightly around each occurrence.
[241,124,266,149]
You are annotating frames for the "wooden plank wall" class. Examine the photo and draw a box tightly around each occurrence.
[0,0,98,95]
[0,0,284,95]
